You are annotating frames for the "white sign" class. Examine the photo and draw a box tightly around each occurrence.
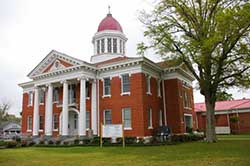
[102,124,123,138]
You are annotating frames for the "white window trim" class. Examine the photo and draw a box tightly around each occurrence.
[27,91,33,107]
[27,115,32,131]
[122,108,132,130]
[148,108,153,129]
[120,73,131,95]
[86,111,90,130]
[103,109,112,125]
[53,114,59,131]
[103,77,111,97]
[146,75,152,95]
[157,80,162,97]
[159,110,163,126]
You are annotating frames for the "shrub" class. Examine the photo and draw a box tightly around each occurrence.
[20,140,28,147]
[82,139,91,145]
[171,134,204,143]
[39,140,45,145]
[55,140,61,145]
[48,140,54,145]
[6,141,17,148]
[28,141,35,146]
[125,137,137,144]
[91,137,100,145]
[186,127,193,134]
[74,139,80,145]
[0,141,7,146]
[102,138,111,145]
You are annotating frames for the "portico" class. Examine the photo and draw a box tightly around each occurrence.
[32,76,97,137]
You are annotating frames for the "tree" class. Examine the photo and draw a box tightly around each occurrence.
[0,101,21,123]
[0,102,10,121]
[138,0,250,142]
[216,90,233,101]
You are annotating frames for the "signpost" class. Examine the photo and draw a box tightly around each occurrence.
[100,123,125,147]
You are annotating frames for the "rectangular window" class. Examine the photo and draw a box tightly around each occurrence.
[53,87,59,102]
[86,81,90,98]
[101,39,105,53]
[39,89,45,104]
[103,77,111,96]
[107,38,111,53]
[28,91,33,106]
[74,114,77,129]
[113,38,117,53]
[68,84,76,104]
[119,40,122,53]
[53,114,59,130]
[27,115,32,131]
[183,91,189,108]
[157,80,161,97]
[121,74,130,93]
[184,115,193,129]
[86,112,90,129]
[122,108,132,129]
[159,110,163,126]
[39,115,44,130]
[146,75,151,94]
[104,109,112,124]
[97,40,100,54]
[148,108,153,128]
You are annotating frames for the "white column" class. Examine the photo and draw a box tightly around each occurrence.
[79,77,86,136]
[33,86,39,136]
[91,79,97,135]
[62,81,69,136]
[45,83,53,136]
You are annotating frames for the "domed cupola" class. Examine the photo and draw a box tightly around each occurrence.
[91,8,127,63]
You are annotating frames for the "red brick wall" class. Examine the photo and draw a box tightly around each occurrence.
[163,79,195,133]
[142,74,163,136]
[99,73,146,137]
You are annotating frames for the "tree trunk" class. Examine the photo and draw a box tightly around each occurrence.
[205,96,217,142]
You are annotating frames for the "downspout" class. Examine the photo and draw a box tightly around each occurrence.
[162,79,167,126]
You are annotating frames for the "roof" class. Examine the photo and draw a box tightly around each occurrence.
[95,56,128,66]
[97,13,123,32]
[195,99,250,112]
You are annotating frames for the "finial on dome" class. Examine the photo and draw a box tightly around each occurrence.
[107,5,112,16]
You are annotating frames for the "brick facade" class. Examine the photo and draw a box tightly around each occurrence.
[21,71,195,137]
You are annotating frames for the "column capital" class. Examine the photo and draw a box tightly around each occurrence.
[46,83,53,87]
[90,79,97,84]
[77,76,88,81]
[60,80,68,84]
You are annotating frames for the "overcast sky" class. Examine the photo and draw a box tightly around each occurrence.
[0,0,249,116]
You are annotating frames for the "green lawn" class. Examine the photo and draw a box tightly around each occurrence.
[217,134,250,140]
[1,140,250,166]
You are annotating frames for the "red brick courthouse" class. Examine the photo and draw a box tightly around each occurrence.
[19,12,196,138]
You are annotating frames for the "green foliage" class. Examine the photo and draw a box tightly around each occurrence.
[216,90,234,101]
[139,0,250,142]
[230,116,239,123]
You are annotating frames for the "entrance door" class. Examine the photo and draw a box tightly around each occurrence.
[68,111,78,136]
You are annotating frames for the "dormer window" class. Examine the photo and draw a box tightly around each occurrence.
[55,61,59,68]
[113,38,117,53]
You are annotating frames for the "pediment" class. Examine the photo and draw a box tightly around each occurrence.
[28,50,84,78]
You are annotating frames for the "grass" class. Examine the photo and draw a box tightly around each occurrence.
[217,134,250,140]
[0,139,250,166]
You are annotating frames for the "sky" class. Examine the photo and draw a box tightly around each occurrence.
[0,0,249,116]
